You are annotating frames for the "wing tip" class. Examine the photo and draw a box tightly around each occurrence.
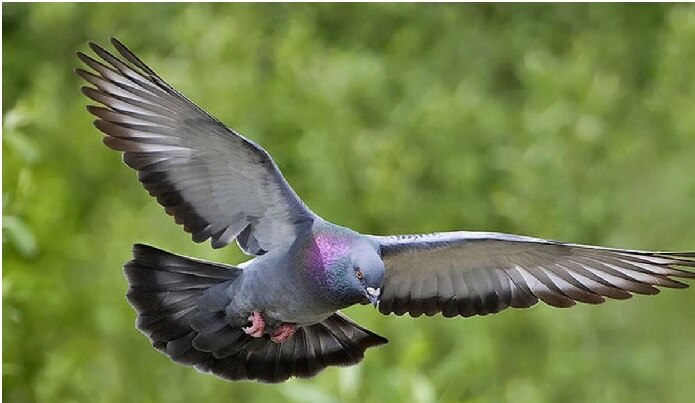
[365,333,389,348]
[85,104,106,116]
[80,85,101,100]
[75,50,88,61]
[87,40,105,54]
[110,37,131,57]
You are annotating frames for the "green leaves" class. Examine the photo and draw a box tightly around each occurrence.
[3,216,37,258]
[3,103,40,258]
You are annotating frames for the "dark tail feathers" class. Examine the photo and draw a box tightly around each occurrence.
[124,243,239,344]
[124,244,388,383]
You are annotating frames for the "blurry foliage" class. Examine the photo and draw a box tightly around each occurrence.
[4,3,695,403]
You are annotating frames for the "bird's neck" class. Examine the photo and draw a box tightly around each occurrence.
[299,228,361,308]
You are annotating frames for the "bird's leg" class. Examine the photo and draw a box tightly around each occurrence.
[270,323,298,343]
[242,311,265,338]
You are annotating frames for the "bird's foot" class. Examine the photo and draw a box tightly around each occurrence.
[270,323,297,343]
[243,311,265,338]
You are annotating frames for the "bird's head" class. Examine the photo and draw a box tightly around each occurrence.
[349,241,385,306]
[304,231,385,308]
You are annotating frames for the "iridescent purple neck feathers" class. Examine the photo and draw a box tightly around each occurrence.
[305,233,352,273]
[300,224,385,308]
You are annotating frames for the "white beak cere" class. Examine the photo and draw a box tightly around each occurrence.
[367,287,381,299]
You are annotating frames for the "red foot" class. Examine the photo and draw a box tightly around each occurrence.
[270,323,297,343]
[243,311,265,338]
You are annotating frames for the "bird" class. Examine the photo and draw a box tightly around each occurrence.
[76,38,695,383]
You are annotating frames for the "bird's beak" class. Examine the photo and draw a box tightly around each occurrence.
[366,287,381,307]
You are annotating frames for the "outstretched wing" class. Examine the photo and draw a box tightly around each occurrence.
[371,232,695,317]
[76,38,315,254]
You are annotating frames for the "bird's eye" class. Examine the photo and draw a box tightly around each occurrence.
[355,270,364,280]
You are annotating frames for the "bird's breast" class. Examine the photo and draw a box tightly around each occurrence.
[237,257,338,325]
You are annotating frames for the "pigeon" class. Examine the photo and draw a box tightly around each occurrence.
[76,38,695,383]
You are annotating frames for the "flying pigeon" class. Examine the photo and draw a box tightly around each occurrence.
[76,38,695,383]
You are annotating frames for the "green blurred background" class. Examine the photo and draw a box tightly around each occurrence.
[4,3,695,402]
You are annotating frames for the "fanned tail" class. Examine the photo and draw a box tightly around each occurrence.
[124,244,240,360]
[124,244,388,383]
[192,312,388,382]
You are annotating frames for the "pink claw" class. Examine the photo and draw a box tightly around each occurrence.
[270,323,298,343]
[243,311,265,338]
